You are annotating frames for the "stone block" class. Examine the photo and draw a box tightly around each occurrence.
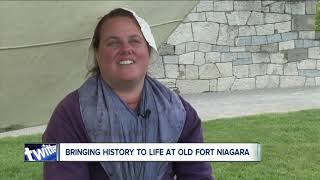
[316,77,320,86]
[226,11,251,26]
[199,43,212,52]
[306,0,317,15]
[184,12,206,22]
[216,62,233,77]
[206,12,227,24]
[256,24,274,35]
[245,46,261,53]
[176,80,209,94]
[298,70,320,77]
[186,65,199,80]
[316,32,320,40]
[252,53,270,63]
[270,1,285,13]
[194,52,206,65]
[265,13,291,23]
[256,75,280,89]
[284,62,298,75]
[287,48,308,62]
[178,65,186,79]
[233,58,253,66]
[280,76,305,88]
[281,32,298,41]
[230,47,245,52]
[285,1,305,15]
[247,12,264,25]
[175,43,186,55]
[303,40,320,48]
[267,34,282,44]
[270,53,287,64]
[239,26,256,37]
[297,59,317,69]
[212,45,230,52]
[236,37,252,46]
[214,1,234,12]
[262,1,275,6]
[199,64,221,79]
[233,65,249,78]
[205,52,221,63]
[193,22,219,44]
[217,77,235,91]
[249,64,267,77]
[237,52,251,59]
[209,79,218,92]
[294,40,304,48]
[196,1,214,12]
[267,64,283,75]
[221,53,236,62]
[158,44,174,56]
[234,1,262,11]
[149,56,165,78]
[299,31,315,39]
[292,15,316,31]
[217,24,238,46]
[167,23,193,45]
[163,55,179,64]
[279,40,295,50]
[186,42,199,52]
[308,47,320,59]
[261,43,279,53]
[251,36,267,45]
[262,6,270,13]
[231,78,255,91]
[165,64,178,78]
[158,78,176,88]
[305,77,316,87]
[275,21,291,33]
[179,52,194,64]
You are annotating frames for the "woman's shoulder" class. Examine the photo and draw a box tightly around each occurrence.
[43,89,88,143]
[56,90,80,110]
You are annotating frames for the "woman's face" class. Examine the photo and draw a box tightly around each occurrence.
[96,16,150,86]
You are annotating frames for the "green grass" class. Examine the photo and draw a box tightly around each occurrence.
[204,109,320,180]
[0,134,42,180]
[1,109,320,180]
[317,0,320,31]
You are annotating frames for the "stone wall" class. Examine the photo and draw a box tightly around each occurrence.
[151,0,320,94]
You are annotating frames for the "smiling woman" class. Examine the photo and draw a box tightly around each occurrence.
[42,8,213,180]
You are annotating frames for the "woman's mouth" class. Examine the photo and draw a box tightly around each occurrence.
[119,60,135,65]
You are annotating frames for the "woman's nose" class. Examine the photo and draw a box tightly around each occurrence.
[119,42,133,55]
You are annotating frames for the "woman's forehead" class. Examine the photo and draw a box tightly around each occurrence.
[100,16,145,39]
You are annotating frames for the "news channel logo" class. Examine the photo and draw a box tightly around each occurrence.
[24,144,57,161]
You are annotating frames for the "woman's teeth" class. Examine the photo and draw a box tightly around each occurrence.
[119,60,134,65]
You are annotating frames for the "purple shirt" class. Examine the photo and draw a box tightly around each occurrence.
[43,90,213,180]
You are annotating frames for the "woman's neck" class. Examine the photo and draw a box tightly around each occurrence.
[104,78,144,110]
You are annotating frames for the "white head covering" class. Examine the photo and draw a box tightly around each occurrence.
[86,7,158,75]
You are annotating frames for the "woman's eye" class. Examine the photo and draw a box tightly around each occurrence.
[107,41,119,47]
[130,39,141,44]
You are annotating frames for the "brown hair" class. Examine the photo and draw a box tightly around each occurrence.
[87,8,138,76]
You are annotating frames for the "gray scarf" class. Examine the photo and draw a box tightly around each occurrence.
[78,74,186,180]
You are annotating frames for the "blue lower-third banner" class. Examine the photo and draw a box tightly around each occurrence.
[25,143,261,162]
